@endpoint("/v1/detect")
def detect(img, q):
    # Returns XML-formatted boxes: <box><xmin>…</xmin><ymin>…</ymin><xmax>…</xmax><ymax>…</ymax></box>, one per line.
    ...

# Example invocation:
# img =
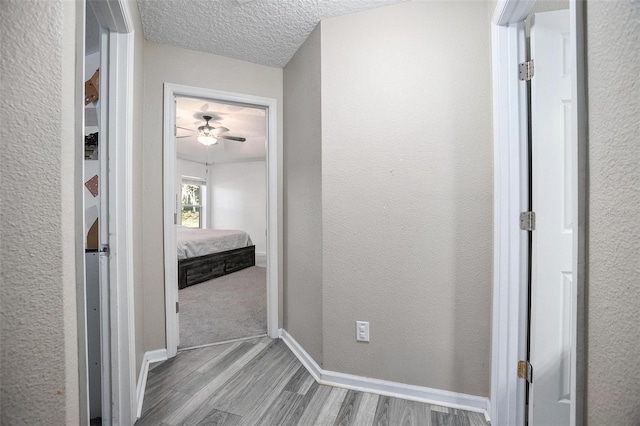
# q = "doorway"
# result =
<box><xmin>489</xmin><ymin>0</ymin><xmax>587</xmax><ymax>424</ymax></box>
<box><xmin>174</xmin><ymin>97</ymin><xmax>268</xmax><ymax>348</ymax></box>
<box><xmin>163</xmin><ymin>84</ymin><xmax>279</xmax><ymax>359</ymax></box>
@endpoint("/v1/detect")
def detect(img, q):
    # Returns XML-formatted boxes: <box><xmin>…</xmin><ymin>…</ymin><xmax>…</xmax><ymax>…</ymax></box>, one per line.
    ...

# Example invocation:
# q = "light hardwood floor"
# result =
<box><xmin>137</xmin><ymin>337</ymin><xmax>489</xmax><ymax>426</ymax></box>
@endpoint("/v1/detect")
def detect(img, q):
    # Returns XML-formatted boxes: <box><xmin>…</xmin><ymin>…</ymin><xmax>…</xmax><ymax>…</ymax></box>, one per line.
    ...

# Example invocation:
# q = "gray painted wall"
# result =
<box><xmin>142</xmin><ymin>42</ymin><xmax>283</xmax><ymax>350</ymax></box>
<box><xmin>320</xmin><ymin>1</ymin><xmax>493</xmax><ymax>397</ymax></box>
<box><xmin>0</xmin><ymin>0</ymin><xmax>80</xmax><ymax>422</ymax></box>
<box><xmin>283</xmin><ymin>24</ymin><xmax>324</xmax><ymax>364</ymax></box>
<box><xmin>586</xmin><ymin>0</ymin><xmax>640</xmax><ymax>423</ymax></box>
<box><xmin>129</xmin><ymin>0</ymin><xmax>147</xmax><ymax>374</ymax></box>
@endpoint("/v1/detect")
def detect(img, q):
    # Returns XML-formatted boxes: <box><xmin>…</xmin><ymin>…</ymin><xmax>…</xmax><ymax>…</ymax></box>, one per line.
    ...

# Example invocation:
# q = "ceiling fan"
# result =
<box><xmin>177</xmin><ymin>115</ymin><xmax>246</xmax><ymax>146</ymax></box>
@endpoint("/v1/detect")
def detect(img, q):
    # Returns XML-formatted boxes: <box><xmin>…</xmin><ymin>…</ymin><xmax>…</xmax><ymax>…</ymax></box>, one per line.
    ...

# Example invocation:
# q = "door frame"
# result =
<box><xmin>163</xmin><ymin>83</ymin><xmax>279</xmax><ymax>358</ymax></box>
<box><xmin>489</xmin><ymin>0</ymin><xmax>587</xmax><ymax>424</ymax></box>
<box><xmin>77</xmin><ymin>0</ymin><xmax>137</xmax><ymax>424</ymax></box>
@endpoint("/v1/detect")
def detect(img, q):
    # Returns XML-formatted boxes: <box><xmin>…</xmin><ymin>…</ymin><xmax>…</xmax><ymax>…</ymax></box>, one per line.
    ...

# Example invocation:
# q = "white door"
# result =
<box><xmin>529</xmin><ymin>9</ymin><xmax>573</xmax><ymax>426</ymax></box>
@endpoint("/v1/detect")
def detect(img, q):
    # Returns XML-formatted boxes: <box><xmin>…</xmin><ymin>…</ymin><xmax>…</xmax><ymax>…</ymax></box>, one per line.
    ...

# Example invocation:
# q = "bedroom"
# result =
<box><xmin>173</xmin><ymin>96</ymin><xmax>268</xmax><ymax>349</ymax></box>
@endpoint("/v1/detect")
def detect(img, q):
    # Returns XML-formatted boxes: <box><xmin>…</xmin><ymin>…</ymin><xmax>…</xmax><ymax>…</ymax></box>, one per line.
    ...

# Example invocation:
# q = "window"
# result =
<box><xmin>181</xmin><ymin>179</ymin><xmax>206</xmax><ymax>228</ymax></box>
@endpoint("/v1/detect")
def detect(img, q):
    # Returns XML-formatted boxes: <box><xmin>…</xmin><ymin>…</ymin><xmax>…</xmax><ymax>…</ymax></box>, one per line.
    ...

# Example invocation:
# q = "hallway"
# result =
<box><xmin>137</xmin><ymin>337</ymin><xmax>488</xmax><ymax>425</ymax></box>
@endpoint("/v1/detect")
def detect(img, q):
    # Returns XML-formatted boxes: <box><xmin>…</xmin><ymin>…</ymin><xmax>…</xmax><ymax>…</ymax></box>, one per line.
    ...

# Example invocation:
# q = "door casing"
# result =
<box><xmin>489</xmin><ymin>0</ymin><xmax>587</xmax><ymax>424</ymax></box>
<box><xmin>76</xmin><ymin>0</ymin><xmax>138</xmax><ymax>424</ymax></box>
<box><xmin>163</xmin><ymin>84</ymin><xmax>280</xmax><ymax>358</ymax></box>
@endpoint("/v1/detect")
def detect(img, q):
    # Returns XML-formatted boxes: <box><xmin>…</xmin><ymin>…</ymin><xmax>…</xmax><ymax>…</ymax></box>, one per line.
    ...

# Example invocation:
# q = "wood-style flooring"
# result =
<box><xmin>137</xmin><ymin>337</ymin><xmax>489</xmax><ymax>426</ymax></box>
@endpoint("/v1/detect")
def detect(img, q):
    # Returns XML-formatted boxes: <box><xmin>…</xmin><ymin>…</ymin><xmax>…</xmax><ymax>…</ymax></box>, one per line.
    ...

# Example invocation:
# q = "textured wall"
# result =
<box><xmin>0</xmin><ymin>0</ymin><xmax>79</xmax><ymax>423</ymax></box>
<box><xmin>586</xmin><ymin>0</ymin><xmax>640</xmax><ymax>423</ymax></box>
<box><xmin>320</xmin><ymin>2</ymin><xmax>493</xmax><ymax>396</ymax></box>
<box><xmin>142</xmin><ymin>42</ymin><xmax>283</xmax><ymax>350</ymax></box>
<box><xmin>283</xmin><ymin>24</ymin><xmax>324</xmax><ymax>364</ymax></box>
<box><xmin>129</xmin><ymin>0</ymin><xmax>147</xmax><ymax>375</ymax></box>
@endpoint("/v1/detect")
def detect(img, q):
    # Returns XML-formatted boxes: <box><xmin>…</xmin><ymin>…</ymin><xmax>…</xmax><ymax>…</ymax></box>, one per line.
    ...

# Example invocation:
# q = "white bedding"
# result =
<box><xmin>177</xmin><ymin>227</ymin><xmax>253</xmax><ymax>260</ymax></box>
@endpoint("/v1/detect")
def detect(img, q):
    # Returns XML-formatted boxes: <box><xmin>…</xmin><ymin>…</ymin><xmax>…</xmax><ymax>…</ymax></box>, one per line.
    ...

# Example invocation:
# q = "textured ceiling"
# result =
<box><xmin>137</xmin><ymin>0</ymin><xmax>407</xmax><ymax>67</ymax></box>
<box><xmin>176</xmin><ymin>97</ymin><xmax>266</xmax><ymax>164</ymax></box>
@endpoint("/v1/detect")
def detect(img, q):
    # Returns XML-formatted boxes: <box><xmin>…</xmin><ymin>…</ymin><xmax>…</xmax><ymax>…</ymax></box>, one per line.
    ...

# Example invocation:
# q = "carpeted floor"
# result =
<box><xmin>179</xmin><ymin>266</ymin><xmax>267</xmax><ymax>348</ymax></box>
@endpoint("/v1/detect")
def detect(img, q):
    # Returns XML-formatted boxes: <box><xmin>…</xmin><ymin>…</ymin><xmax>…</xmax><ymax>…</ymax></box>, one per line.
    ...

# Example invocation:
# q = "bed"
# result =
<box><xmin>177</xmin><ymin>227</ymin><xmax>255</xmax><ymax>289</ymax></box>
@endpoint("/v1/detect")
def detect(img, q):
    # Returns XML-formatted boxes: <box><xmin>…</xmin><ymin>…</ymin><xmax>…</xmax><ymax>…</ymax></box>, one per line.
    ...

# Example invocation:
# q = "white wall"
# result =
<box><xmin>586</xmin><ymin>0</ymin><xmax>640</xmax><ymax>423</ymax></box>
<box><xmin>0</xmin><ymin>0</ymin><xmax>80</xmax><ymax>422</ymax></box>
<box><xmin>211</xmin><ymin>161</ymin><xmax>267</xmax><ymax>262</ymax></box>
<box><xmin>319</xmin><ymin>2</ymin><xmax>493</xmax><ymax>397</ymax></box>
<box><xmin>142</xmin><ymin>41</ymin><xmax>283</xmax><ymax>350</ymax></box>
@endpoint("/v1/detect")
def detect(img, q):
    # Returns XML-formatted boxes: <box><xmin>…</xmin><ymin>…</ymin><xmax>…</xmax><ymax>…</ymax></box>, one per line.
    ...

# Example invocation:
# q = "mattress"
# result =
<box><xmin>177</xmin><ymin>227</ymin><xmax>253</xmax><ymax>260</ymax></box>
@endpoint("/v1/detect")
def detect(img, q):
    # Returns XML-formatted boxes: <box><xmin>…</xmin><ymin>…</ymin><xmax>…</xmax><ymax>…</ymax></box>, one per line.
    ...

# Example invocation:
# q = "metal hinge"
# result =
<box><xmin>174</xmin><ymin>212</ymin><xmax>177</xmax><ymax>225</ymax></box>
<box><xmin>99</xmin><ymin>243</ymin><xmax>110</xmax><ymax>254</ymax></box>
<box><xmin>519</xmin><ymin>60</ymin><xmax>534</xmax><ymax>81</ymax></box>
<box><xmin>520</xmin><ymin>211</ymin><xmax>536</xmax><ymax>231</ymax></box>
<box><xmin>176</xmin><ymin>302</ymin><xmax>179</xmax><ymax>314</ymax></box>
<box><xmin>518</xmin><ymin>360</ymin><xmax>533</xmax><ymax>383</ymax></box>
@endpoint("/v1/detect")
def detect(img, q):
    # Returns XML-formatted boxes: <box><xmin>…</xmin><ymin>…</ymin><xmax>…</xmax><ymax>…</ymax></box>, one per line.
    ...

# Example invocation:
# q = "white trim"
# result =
<box><xmin>164</xmin><ymin>84</ymin><xmax>280</xmax><ymax>359</ymax></box>
<box><xmin>136</xmin><ymin>349</ymin><xmax>168</xmax><ymax>419</ymax></box>
<box><xmin>569</xmin><ymin>1</ymin><xmax>587</xmax><ymax>424</ymax></box>
<box><xmin>90</xmin><ymin>1</ymin><xmax>137</xmax><ymax>424</ymax></box>
<box><xmin>492</xmin><ymin>0</ymin><xmax>536</xmax><ymax>25</ymax></box>
<box><xmin>490</xmin><ymin>1</ymin><xmax>586</xmax><ymax>425</ymax></box>
<box><xmin>489</xmin><ymin>15</ymin><xmax>530</xmax><ymax>426</ymax></box>
<box><xmin>279</xmin><ymin>329</ymin><xmax>490</xmax><ymax>421</ymax></box>
<box><xmin>279</xmin><ymin>329</ymin><xmax>322</xmax><ymax>382</ymax></box>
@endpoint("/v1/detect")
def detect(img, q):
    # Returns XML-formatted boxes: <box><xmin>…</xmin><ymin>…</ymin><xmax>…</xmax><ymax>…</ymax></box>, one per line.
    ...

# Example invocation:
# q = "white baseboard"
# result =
<box><xmin>136</xmin><ymin>349</ymin><xmax>168</xmax><ymax>419</ymax></box>
<box><xmin>279</xmin><ymin>329</ymin><xmax>490</xmax><ymax>421</ymax></box>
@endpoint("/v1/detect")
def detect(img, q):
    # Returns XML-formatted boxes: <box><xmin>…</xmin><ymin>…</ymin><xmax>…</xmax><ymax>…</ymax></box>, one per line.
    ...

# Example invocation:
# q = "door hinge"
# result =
<box><xmin>176</xmin><ymin>301</ymin><xmax>179</xmax><ymax>314</ymax></box>
<box><xmin>520</xmin><ymin>211</ymin><xmax>536</xmax><ymax>231</ymax></box>
<box><xmin>99</xmin><ymin>243</ymin><xmax>110</xmax><ymax>254</ymax></box>
<box><xmin>519</xmin><ymin>60</ymin><xmax>534</xmax><ymax>81</ymax></box>
<box><xmin>174</xmin><ymin>212</ymin><xmax>177</xmax><ymax>225</ymax></box>
<box><xmin>518</xmin><ymin>360</ymin><xmax>533</xmax><ymax>383</ymax></box>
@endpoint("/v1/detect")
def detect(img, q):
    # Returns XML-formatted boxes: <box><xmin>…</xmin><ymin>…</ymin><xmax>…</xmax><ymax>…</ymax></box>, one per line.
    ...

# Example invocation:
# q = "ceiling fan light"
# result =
<box><xmin>198</xmin><ymin>135</ymin><xmax>218</xmax><ymax>146</ymax></box>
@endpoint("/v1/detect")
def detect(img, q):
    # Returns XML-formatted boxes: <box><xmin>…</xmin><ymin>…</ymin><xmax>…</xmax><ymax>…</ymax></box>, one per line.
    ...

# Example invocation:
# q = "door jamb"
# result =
<box><xmin>163</xmin><ymin>84</ymin><xmax>280</xmax><ymax>358</ymax></box>
<box><xmin>489</xmin><ymin>1</ymin><xmax>586</xmax><ymax>424</ymax></box>
<box><xmin>80</xmin><ymin>1</ymin><xmax>137</xmax><ymax>424</ymax></box>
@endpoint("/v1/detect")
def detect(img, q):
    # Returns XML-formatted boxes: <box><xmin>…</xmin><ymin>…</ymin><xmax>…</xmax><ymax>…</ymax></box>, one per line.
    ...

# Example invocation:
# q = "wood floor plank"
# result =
<box><xmin>174</xmin><ymin>342</ymin><xmax>254</xmax><ymax>395</ymax></box>
<box><xmin>230</xmin><ymin>350</ymin><xmax>302</xmax><ymax>425</ymax></box>
<box><xmin>254</xmin><ymin>390</ymin><xmax>303</xmax><ymax>426</ymax></box>
<box><xmin>294</xmin><ymin>383</ymin><xmax>334</xmax><ymax>425</ymax></box>
<box><xmin>181</xmin><ymin>397</ymin><xmax>242</xmax><ymax>426</ymax></box>
<box><xmin>281</xmin><ymin>380</ymin><xmax>320</xmax><ymax>425</ymax></box>
<box><xmin>372</xmin><ymin>395</ymin><xmax>391</xmax><ymax>426</ymax></box>
<box><xmin>162</xmin><ymin>340</ymin><xmax>270</xmax><ymax>425</ymax></box>
<box><xmin>297</xmin><ymin>374</ymin><xmax>316</xmax><ymax>396</ymax></box>
<box><xmin>352</xmin><ymin>392</ymin><xmax>380</xmax><ymax>426</ymax></box>
<box><xmin>314</xmin><ymin>387</ymin><xmax>348</xmax><ymax>425</ymax></box>
<box><xmin>429</xmin><ymin>404</ymin><xmax>450</xmax><ymax>413</ymax></box>
<box><xmin>389</xmin><ymin>398</ymin><xmax>431</xmax><ymax>426</ymax></box>
<box><xmin>431</xmin><ymin>410</ymin><xmax>471</xmax><ymax>426</ymax></box>
<box><xmin>195</xmin><ymin>410</ymin><xmax>241</xmax><ymax>426</ymax></box>
<box><xmin>283</xmin><ymin>365</ymin><xmax>310</xmax><ymax>394</ymax></box>
<box><xmin>334</xmin><ymin>389</ymin><xmax>363</xmax><ymax>426</ymax></box>
<box><xmin>136</xmin><ymin>390</ymin><xmax>193</xmax><ymax>426</ymax></box>
<box><xmin>466</xmin><ymin>411</ymin><xmax>489</xmax><ymax>426</ymax></box>
<box><xmin>208</xmin><ymin>341</ymin><xmax>299</xmax><ymax>416</ymax></box>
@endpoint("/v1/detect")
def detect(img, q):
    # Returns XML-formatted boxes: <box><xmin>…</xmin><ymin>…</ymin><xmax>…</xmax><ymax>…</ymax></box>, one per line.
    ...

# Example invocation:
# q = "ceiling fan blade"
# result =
<box><xmin>177</xmin><ymin>135</ymin><xmax>192</xmax><ymax>139</ymax></box>
<box><xmin>213</xmin><ymin>126</ymin><xmax>230</xmax><ymax>135</ymax></box>
<box><xmin>219</xmin><ymin>135</ymin><xmax>246</xmax><ymax>142</ymax></box>
<box><xmin>177</xmin><ymin>126</ymin><xmax>195</xmax><ymax>132</ymax></box>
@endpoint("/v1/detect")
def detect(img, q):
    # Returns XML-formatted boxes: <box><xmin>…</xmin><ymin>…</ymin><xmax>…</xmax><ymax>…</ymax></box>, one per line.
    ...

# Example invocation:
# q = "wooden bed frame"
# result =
<box><xmin>178</xmin><ymin>245</ymin><xmax>256</xmax><ymax>289</ymax></box>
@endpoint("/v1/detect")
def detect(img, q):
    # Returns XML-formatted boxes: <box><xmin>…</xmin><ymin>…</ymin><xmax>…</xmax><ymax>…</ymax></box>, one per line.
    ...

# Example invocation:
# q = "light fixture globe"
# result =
<box><xmin>197</xmin><ymin>134</ymin><xmax>218</xmax><ymax>146</ymax></box>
